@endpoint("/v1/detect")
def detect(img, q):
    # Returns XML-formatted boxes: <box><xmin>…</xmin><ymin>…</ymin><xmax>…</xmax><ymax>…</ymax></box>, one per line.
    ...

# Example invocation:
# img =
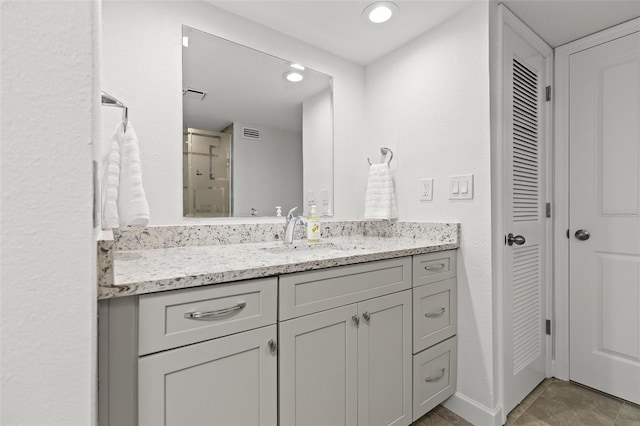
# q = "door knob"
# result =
<box><xmin>507</xmin><ymin>233</ymin><xmax>526</xmax><ymax>246</ymax></box>
<box><xmin>575</xmin><ymin>229</ymin><xmax>590</xmax><ymax>241</ymax></box>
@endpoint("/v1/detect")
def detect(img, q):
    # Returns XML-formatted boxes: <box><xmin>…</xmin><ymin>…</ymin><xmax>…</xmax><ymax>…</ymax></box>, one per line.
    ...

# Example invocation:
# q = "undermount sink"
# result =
<box><xmin>261</xmin><ymin>242</ymin><xmax>362</xmax><ymax>254</ymax></box>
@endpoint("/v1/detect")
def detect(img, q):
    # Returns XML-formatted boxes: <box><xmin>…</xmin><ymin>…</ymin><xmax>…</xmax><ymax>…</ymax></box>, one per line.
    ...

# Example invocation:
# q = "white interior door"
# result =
<box><xmin>502</xmin><ymin>16</ymin><xmax>552</xmax><ymax>415</ymax></box>
<box><xmin>569</xmin><ymin>30</ymin><xmax>640</xmax><ymax>405</ymax></box>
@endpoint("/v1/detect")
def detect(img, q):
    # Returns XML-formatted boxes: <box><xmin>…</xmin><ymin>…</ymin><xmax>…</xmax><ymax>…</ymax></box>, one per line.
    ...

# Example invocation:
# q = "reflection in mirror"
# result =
<box><xmin>182</xmin><ymin>26</ymin><xmax>334</xmax><ymax>218</ymax></box>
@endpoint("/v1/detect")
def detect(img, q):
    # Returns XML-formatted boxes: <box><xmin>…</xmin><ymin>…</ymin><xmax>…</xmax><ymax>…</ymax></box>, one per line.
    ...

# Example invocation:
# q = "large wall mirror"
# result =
<box><xmin>182</xmin><ymin>25</ymin><xmax>334</xmax><ymax>218</ymax></box>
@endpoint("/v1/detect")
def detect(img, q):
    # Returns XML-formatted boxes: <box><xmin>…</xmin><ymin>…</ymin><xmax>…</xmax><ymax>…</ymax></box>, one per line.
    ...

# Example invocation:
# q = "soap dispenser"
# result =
<box><xmin>307</xmin><ymin>205</ymin><xmax>321</xmax><ymax>244</ymax></box>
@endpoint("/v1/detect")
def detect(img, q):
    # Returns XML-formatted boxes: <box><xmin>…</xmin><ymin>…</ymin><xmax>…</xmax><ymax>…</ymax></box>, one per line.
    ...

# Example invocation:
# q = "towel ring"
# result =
<box><xmin>367</xmin><ymin>147</ymin><xmax>393</xmax><ymax>166</ymax></box>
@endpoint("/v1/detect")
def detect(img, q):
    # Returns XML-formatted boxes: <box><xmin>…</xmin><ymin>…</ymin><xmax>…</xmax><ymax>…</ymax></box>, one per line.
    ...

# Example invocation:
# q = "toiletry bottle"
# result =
<box><xmin>307</xmin><ymin>205</ymin><xmax>321</xmax><ymax>243</ymax></box>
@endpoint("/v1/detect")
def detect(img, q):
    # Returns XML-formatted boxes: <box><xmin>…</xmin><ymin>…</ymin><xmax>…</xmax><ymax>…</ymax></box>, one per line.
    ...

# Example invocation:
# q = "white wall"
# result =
<box><xmin>101</xmin><ymin>0</ymin><xmax>366</xmax><ymax>225</ymax></box>
<box><xmin>233</xmin><ymin>122</ymin><xmax>302</xmax><ymax>216</ymax></box>
<box><xmin>0</xmin><ymin>1</ymin><xmax>98</xmax><ymax>424</ymax></box>
<box><xmin>364</xmin><ymin>1</ymin><xmax>495</xmax><ymax>413</ymax></box>
<box><xmin>303</xmin><ymin>89</ymin><xmax>334</xmax><ymax>216</ymax></box>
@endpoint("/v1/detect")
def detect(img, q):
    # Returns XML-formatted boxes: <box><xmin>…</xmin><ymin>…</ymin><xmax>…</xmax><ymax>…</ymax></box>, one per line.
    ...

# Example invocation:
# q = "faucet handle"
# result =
<box><xmin>286</xmin><ymin>207</ymin><xmax>298</xmax><ymax>220</ymax></box>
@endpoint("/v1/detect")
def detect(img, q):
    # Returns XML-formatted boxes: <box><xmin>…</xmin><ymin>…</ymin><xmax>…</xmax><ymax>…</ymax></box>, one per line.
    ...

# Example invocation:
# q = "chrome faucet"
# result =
<box><xmin>284</xmin><ymin>207</ymin><xmax>306</xmax><ymax>245</ymax></box>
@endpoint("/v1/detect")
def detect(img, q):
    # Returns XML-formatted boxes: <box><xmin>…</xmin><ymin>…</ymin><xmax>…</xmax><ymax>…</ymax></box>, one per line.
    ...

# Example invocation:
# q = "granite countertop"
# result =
<box><xmin>99</xmin><ymin>234</ymin><xmax>458</xmax><ymax>299</ymax></box>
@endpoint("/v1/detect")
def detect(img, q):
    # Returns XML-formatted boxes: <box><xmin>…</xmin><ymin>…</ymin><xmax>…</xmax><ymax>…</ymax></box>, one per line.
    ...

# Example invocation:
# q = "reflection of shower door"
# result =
<box><xmin>183</xmin><ymin>128</ymin><xmax>231</xmax><ymax>217</ymax></box>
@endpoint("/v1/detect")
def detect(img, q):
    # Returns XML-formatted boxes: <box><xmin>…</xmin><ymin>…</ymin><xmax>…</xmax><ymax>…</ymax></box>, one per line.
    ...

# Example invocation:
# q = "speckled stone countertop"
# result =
<box><xmin>98</xmin><ymin>221</ymin><xmax>459</xmax><ymax>299</ymax></box>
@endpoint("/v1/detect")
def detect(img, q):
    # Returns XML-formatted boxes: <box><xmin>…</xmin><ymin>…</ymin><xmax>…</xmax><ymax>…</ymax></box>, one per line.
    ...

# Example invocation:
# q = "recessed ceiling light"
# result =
<box><xmin>284</xmin><ymin>71</ymin><xmax>304</xmax><ymax>82</ymax></box>
<box><xmin>363</xmin><ymin>1</ymin><xmax>398</xmax><ymax>24</ymax></box>
<box><xmin>290</xmin><ymin>63</ymin><xmax>305</xmax><ymax>71</ymax></box>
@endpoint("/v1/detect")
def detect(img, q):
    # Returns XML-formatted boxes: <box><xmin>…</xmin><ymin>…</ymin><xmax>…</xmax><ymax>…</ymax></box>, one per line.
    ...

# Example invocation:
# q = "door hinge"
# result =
<box><xmin>545</xmin><ymin>86</ymin><xmax>552</xmax><ymax>102</ymax></box>
<box><xmin>545</xmin><ymin>202</ymin><xmax>551</xmax><ymax>218</ymax></box>
<box><xmin>567</xmin><ymin>229</ymin><xmax>570</xmax><ymax>239</ymax></box>
<box><xmin>545</xmin><ymin>319</ymin><xmax>551</xmax><ymax>335</ymax></box>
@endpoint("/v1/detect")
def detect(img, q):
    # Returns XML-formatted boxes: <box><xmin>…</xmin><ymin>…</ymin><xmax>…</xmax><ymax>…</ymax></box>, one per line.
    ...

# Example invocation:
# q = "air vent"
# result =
<box><xmin>182</xmin><ymin>88</ymin><xmax>207</xmax><ymax>101</ymax></box>
<box><xmin>242</xmin><ymin>126</ymin><xmax>262</xmax><ymax>141</ymax></box>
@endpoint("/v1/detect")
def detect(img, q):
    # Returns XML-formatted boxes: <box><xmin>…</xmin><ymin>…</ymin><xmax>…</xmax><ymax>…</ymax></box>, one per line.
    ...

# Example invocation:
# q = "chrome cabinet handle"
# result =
<box><xmin>425</xmin><ymin>307</ymin><xmax>446</xmax><ymax>318</ymax></box>
<box><xmin>268</xmin><ymin>339</ymin><xmax>277</xmax><ymax>353</ymax></box>
<box><xmin>362</xmin><ymin>312</ymin><xmax>370</xmax><ymax>322</ymax></box>
<box><xmin>352</xmin><ymin>314</ymin><xmax>360</xmax><ymax>326</ymax></box>
<box><xmin>425</xmin><ymin>368</ymin><xmax>446</xmax><ymax>382</ymax></box>
<box><xmin>425</xmin><ymin>263</ymin><xmax>446</xmax><ymax>271</ymax></box>
<box><xmin>184</xmin><ymin>302</ymin><xmax>246</xmax><ymax>320</ymax></box>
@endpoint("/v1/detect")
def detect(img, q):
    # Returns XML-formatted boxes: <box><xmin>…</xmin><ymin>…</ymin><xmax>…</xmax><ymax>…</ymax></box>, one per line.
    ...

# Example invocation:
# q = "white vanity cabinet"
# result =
<box><xmin>279</xmin><ymin>258</ymin><xmax>413</xmax><ymax>426</ymax></box>
<box><xmin>98</xmin><ymin>250</ymin><xmax>459</xmax><ymax>426</ymax></box>
<box><xmin>98</xmin><ymin>277</ymin><xmax>278</xmax><ymax>426</ymax></box>
<box><xmin>411</xmin><ymin>251</ymin><xmax>458</xmax><ymax>421</ymax></box>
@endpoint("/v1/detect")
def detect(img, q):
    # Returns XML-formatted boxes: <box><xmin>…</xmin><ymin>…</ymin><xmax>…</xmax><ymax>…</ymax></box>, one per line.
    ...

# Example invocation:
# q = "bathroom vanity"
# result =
<box><xmin>98</xmin><ymin>222</ymin><xmax>459</xmax><ymax>425</ymax></box>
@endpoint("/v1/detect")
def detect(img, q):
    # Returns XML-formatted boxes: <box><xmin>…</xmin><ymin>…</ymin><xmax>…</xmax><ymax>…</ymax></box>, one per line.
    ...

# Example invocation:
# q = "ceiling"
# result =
<box><xmin>207</xmin><ymin>0</ymin><xmax>639</xmax><ymax>64</ymax></box>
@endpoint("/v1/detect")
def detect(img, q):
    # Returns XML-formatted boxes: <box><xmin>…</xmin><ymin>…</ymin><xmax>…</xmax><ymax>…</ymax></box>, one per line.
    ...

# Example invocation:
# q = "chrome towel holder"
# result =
<box><xmin>367</xmin><ymin>147</ymin><xmax>393</xmax><ymax>166</ymax></box>
<box><xmin>101</xmin><ymin>91</ymin><xmax>129</xmax><ymax>132</ymax></box>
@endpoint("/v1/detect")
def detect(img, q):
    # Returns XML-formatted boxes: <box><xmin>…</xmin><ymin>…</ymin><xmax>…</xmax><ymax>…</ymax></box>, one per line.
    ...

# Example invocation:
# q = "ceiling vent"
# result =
<box><xmin>182</xmin><ymin>88</ymin><xmax>207</xmax><ymax>101</ymax></box>
<box><xmin>242</xmin><ymin>126</ymin><xmax>262</xmax><ymax>141</ymax></box>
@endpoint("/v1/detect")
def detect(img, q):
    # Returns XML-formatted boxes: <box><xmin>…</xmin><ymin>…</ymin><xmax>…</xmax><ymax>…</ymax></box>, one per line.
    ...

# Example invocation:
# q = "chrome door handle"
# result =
<box><xmin>352</xmin><ymin>314</ymin><xmax>360</xmax><ymax>326</ymax></box>
<box><xmin>268</xmin><ymin>339</ymin><xmax>277</xmax><ymax>353</ymax></box>
<box><xmin>184</xmin><ymin>302</ymin><xmax>246</xmax><ymax>320</ymax></box>
<box><xmin>575</xmin><ymin>229</ymin><xmax>590</xmax><ymax>241</ymax></box>
<box><xmin>425</xmin><ymin>368</ymin><xmax>446</xmax><ymax>382</ymax></box>
<box><xmin>362</xmin><ymin>312</ymin><xmax>370</xmax><ymax>322</ymax></box>
<box><xmin>506</xmin><ymin>233</ymin><xmax>526</xmax><ymax>246</ymax></box>
<box><xmin>425</xmin><ymin>307</ymin><xmax>446</xmax><ymax>318</ymax></box>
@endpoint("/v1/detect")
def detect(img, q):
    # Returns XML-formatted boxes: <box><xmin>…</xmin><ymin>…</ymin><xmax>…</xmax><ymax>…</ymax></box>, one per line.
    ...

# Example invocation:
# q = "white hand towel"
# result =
<box><xmin>102</xmin><ymin>125</ymin><xmax>121</xmax><ymax>228</ymax></box>
<box><xmin>364</xmin><ymin>163</ymin><xmax>398</xmax><ymax>220</ymax></box>
<box><xmin>117</xmin><ymin>122</ymin><xmax>150</xmax><ymax>227</ymax></box>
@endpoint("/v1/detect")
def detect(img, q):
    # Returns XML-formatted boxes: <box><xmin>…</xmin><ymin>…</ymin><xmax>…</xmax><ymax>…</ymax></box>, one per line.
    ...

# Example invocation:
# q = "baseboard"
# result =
<box><xmin>442</xmin><ymin>392</ymin><xmax>504</xmax><ymax>426</ymax></box>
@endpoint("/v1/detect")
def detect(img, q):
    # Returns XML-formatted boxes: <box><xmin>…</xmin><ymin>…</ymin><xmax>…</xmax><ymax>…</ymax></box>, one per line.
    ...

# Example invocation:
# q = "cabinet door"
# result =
<box><xmin>138</xmin><ymin>325</ymin><xmax>277</xmax><ymax>426</ymax></box>
<box><xmin>279</xmin><ymin>304</ymin><xmax>358</xmax><ymax>426</ymax></box>
<box><xmin>358</xmin><ymin>290</ymin><xmax>412</xmax><ymax>426</ymax></box>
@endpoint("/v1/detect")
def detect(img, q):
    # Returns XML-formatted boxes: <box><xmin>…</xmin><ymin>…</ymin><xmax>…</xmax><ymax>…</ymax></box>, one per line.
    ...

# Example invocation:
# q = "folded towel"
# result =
<box><xmin>102</xmin><ymin>125</ymin><xmax>122</xmax><ymax>228</ymax></box>
<box><xmin>364</xmin><ymin>163</ymin><xmax>397</xmax><ymax>220</ymax></box>
<box><xmin>117</xmin><ymin>122</ymin><xmax>150</xmax><ymax>227</ymax></box>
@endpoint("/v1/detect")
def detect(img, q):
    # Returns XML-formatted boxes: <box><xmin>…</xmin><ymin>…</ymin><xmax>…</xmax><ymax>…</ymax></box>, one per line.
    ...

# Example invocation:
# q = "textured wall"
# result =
<box><xmin>101</xmin><ymin>0</ymin><xmax>366</xmax><ymax>225</ymax></box>
<box><xmin>0</xmin><ymin>1</ymin><xmax>97</xmax><ymax>424</ymax></box>
<box><xmin>364</xmin><ymin>2</ymin><xmax>495</xmax><ymax>411</ymax></box>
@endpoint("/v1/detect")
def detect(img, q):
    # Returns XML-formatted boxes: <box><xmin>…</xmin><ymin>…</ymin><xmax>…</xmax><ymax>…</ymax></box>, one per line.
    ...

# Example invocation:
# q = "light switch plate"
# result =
<box><xmin>420</xmin><ymin>178</ymin><xmax>433</xmax><ymax>201</ymax></box>
<box><xmin>449</xmin><ymin>174</ymin><xmax>474</xmax><ymax>200</ymax></box>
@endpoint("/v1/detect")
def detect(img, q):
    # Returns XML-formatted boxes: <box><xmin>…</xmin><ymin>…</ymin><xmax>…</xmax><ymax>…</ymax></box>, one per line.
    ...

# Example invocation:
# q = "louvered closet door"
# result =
<box><xmin>503</xmin><ymin>24</ymin><xmax>549</xmax><ymax>415</ymax></box>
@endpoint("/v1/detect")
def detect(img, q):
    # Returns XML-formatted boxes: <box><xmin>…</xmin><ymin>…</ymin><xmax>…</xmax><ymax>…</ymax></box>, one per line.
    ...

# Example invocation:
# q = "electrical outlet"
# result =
<box><xmin>420</xmin><ymin>178</ymin><xmax>433</xmax><ymax>201</ymax></box>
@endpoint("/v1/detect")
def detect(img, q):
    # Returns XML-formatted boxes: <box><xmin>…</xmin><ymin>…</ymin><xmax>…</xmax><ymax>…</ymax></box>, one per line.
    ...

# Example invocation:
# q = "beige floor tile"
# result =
<box><xmin>524</xmin><ymin>381</ymin><xmax>623</xmax><ymax>426</ymax></box>
<box><xmin>411</xmin><ymin>405</ymin><xmax>471</xmax><ymax>426</ymax></box>
<box><xmin>616</xmin><ymin>403</ymin><xmax>640</xmax><ymax>426</ymax></box>
<box><xmin>508</xmin><ymin>378</ymin><xmax>556</xmax><ymax>423</ymax></box>
<box><xmin>512</xmin><ymin>412</ymin><xmax>553</xmax><ymax>426</ymax></box>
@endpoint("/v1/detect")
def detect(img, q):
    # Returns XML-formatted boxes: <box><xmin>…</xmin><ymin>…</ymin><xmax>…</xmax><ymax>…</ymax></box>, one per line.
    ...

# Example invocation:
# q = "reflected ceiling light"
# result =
<box><xmin>363</xmin><ymin>2</ymin><xmax>398</xmax><ymax>24</ymax></box>
<box><xmin>290</xmin><ymin>63</ymin><xmax>305</xmax><ymax>71</ymax></box>
<box><xmin>182</xmin><ymin>36</ymin><xmax>189</xmax><ymax>47</ymax></box>
<box><xmin>284</xmin><ymin>71</ymin><xmax>304</xmax><ymax>82</ymax></box>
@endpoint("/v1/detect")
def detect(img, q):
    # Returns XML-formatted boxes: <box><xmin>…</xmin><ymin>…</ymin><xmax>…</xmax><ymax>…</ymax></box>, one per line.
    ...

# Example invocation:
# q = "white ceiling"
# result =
<box><xmin>207</xmin><ymin>0</ymin><xmax>639</xmax><ymax>64</ymax></box>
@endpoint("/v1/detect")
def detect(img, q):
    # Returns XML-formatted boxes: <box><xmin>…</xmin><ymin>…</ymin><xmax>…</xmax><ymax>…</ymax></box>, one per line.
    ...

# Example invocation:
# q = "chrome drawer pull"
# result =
<box><xmin>425</xmin><ymin>368</ymin><xmax>446</xmax><ymax>382</ymax></box>
<box><xmin>425</xmin><ymin>263</ymin><xmax>446</xmax><ymax>271</ymax></box>
<box><xmin>184</xmin><ymin>302</ymin><xmax>247</xmax><ymax>320</ymax></box>
<box><xmin>425</xmin><ymin>307</ymin><xmax>446</xmax><ymax>318</ymax></box>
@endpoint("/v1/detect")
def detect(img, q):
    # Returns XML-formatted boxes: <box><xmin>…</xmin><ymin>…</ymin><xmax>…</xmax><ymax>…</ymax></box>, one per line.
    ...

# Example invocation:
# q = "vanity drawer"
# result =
<box><xmin>413</xmin><ymin>278</ymin><xmax>457</xmax><ymax>353</ymax></box>
<box><xmin>279</xmin><ymin>257</ymin><xmax>411</xmax><ymax>320</ymax></box>
<box><xmin>413</xmin><ymin>250</ymin><xmax>456</xmax><ymax>287</ymax></box>
<box><xmin>413</xmin><ymin>336</ymin><xmax>457</xmax><ymax>421</ymax></box>
<box><xmin>138</xmin><ymin>278</ymin><xmax>277</xmax><ymax>355</ymax></box>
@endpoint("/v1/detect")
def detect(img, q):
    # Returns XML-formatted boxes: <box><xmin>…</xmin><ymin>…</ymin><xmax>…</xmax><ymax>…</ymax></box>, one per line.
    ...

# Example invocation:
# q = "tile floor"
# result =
<box><xmin>411</xmin><ymin>378</ymin><xmax>640</xmax><ymax>426</ymax></box>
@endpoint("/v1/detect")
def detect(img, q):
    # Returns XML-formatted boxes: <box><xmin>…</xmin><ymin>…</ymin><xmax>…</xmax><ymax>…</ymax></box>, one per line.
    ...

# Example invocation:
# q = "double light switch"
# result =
<box><xmin>449</xmin><ymin>174</ymin><xmax>474</xmax><ymax>200</ymax></box>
